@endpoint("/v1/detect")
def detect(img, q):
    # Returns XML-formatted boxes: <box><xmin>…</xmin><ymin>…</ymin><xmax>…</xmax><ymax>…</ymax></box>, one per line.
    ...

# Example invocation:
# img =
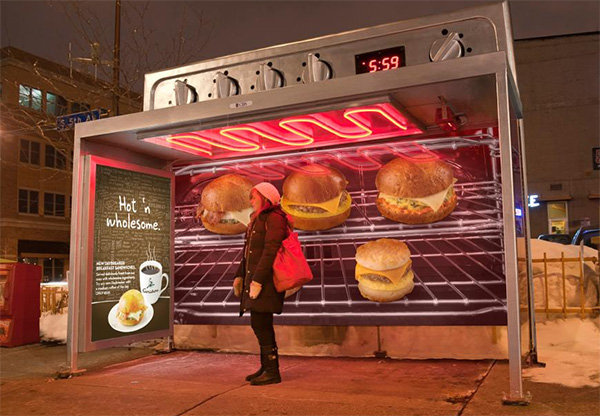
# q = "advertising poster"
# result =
<box><xmin>91</xmin><ymin>163</ymin><xmax>172</xmax><ymax>342</ymax></box>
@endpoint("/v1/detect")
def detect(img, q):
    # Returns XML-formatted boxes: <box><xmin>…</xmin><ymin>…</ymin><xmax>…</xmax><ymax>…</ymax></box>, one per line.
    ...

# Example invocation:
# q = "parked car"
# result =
<box><xmin>537</xmin><ymin>234</ymin><xmax>571</xmax><ymax>245</ymax></box>
<box><xmin>571</xmin><ymin>225</ymin><xmax>599</xmax><ymax>250</ymax></box>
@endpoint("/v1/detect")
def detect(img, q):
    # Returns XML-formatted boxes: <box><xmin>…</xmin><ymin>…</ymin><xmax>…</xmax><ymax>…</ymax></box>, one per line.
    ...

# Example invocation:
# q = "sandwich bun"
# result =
<box><xmin>375</xmin><ymin>158</ymin><xmax>457</xmax><ymax>224</ymax></box>
<box><xmin>355</xmin><ymin>239</ymin><xmax>414</xmax><ymax>302</ymax></box>
<box><xmin>281</xmin><ymin>166</ymin><xmax>351</xmax><ymax>231</ymax></box>
<box><xmin>199</xmin><ymin>174</ymin><xmax>254</xmax><ymax>235</ymax></box>
<box><xmin>116</xmin><ymin>289</ymin><xmax>147</xmax><ymax>326</ymax></box>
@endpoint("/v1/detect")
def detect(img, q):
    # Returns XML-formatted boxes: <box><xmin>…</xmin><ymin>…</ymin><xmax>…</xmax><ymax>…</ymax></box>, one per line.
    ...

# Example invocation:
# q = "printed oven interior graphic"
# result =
<box><xmin>173</xmin><ymin>132</ymin><xmax>511</xmax><ymax>326</ymax></box>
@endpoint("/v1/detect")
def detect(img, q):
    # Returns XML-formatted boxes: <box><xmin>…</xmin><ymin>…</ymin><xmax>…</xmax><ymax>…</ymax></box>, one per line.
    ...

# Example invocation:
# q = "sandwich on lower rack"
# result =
<box><xmin>355</xmin><ymin>238</ymin><xmax>414</xmax><ymax>302</ymax></box>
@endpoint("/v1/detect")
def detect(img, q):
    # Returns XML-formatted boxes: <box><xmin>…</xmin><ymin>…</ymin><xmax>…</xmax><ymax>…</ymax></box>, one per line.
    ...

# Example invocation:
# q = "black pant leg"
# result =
<box><xmin>250</xmin><ymin>311</ymin><xmax>276</xmax><ymax>347</ymax></box>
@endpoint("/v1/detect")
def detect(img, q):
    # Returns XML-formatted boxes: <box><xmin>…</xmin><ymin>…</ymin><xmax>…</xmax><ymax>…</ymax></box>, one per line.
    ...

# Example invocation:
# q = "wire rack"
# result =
<box><xmin>173</xmin><ymin>134</ymin><xmax>507</xmax><ymax>325</ymax></box>
<box><xmin>173</xmin><ymin>232</ymin><xmax>506</xmax><ymax>326</ymax></box>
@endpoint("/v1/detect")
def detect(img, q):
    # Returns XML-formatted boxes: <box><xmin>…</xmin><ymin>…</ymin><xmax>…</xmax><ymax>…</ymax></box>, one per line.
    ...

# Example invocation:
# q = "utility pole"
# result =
<box><xmin>112</xmin><ymin>0</ymin><xmax>121</xmax><ymax>117</ymax></box>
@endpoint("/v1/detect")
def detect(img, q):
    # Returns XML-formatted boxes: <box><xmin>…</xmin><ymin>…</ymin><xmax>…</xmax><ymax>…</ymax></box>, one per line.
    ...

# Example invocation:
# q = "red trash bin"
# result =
<box><xmin>0</xmin><ymin>263</ymin><xmax>41</xmax><ymax>347</ymax></box>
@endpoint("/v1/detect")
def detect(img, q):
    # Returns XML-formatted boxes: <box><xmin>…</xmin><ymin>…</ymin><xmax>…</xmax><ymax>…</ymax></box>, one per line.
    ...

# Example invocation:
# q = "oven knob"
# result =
<box><xmin>173</xmin><ymin>80</ymin><xmax>198</xmax><ymax>105</ymax></box>
<box><xmin>215</xmin><ymin>72</ymin><xmax>240</xmax><ymax>98</ymax></box>
<box><xmin>429</xmin><ymin>32</ymin><xmax>464</xmax><ymax>62</ymax></box>
<box><xmin>257</xmin><ymin>64</ymin><xmax>284</xmax><ymax>91</ymax></box>
<box><xmin>302</xmin><ymin>53</ymin><xmax>332</xmax><ymax>83</ymax></box>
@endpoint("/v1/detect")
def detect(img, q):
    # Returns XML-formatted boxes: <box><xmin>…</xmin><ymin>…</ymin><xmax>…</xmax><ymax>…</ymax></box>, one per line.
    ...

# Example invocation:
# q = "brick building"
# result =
<box><xmin>0</xmin><ymin>47</ymin><xmax>141</xmax><ymax>281</ymax></box>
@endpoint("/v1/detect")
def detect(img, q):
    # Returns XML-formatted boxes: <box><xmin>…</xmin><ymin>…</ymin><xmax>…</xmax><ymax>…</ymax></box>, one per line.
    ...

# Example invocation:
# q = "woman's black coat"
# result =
<box><xmin>236</xmin><ymin>206</ymin><xmax>287</xmax><ymax>315</ymax></box>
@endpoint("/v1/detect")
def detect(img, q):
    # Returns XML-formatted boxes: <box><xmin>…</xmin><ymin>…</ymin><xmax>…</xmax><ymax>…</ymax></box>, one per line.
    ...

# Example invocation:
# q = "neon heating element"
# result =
<box><xmin>142</xmin><ymin>102</ymin><xmax>422</xmax><ymax>160</ymax></box>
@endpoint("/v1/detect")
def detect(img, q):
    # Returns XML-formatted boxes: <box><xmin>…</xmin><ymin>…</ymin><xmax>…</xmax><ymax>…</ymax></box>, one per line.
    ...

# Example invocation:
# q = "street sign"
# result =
<box><xmin>57</xmin><ymin>109</ymin><xmax>101</xmax><ymax>132</ymax></box>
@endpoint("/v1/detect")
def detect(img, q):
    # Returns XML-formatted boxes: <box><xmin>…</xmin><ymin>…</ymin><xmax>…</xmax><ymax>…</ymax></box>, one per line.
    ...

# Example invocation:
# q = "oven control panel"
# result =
<box><xmin>144</xmin><ymin>7</ymin><xmax>504</xmax><ymax>111</ymax></box>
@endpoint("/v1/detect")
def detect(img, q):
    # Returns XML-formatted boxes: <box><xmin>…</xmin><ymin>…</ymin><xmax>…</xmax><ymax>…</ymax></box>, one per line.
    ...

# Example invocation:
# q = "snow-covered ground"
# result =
<box><xmin>524</xmin><ymin>317</ymin><xmax>600</xmax><ymax>388</ymax></box>
<box><xmin>519</xmin><ymin>239</ymin><xmax>599</xmax><ymax>309</ymax></box>
<box><xmin>39</xmin><ymin>310</ymin><xmax>68</xmax><ymax>343</ymax></box>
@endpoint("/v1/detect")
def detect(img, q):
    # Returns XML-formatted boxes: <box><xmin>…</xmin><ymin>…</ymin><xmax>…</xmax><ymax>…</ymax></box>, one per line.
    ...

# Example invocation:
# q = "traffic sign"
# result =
<box><xmin>57</xmin><ymin>109</ymin><xmax>101</xmax><ymax>132</ymax></box>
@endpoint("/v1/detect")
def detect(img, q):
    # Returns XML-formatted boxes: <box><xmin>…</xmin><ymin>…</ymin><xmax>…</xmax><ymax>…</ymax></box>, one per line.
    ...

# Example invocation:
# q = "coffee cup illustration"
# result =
<box><xmin>139</xmin><ymin>260</ymin><xmax>169</xmax><ymax>305</ymax></box>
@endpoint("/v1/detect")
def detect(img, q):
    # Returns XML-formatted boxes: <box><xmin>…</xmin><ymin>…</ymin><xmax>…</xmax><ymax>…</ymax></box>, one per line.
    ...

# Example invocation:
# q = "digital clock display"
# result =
<box><xmin>355</xmin><ymin>46</ymin><xmax>406</xmax><ymax>74</ymax></box>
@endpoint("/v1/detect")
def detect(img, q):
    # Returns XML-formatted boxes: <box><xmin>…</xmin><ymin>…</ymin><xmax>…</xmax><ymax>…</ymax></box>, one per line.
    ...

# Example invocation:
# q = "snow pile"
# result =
<box><xmin>524</xmin><ymin>317</ymin><xmax>600</xmax><ymax>388</ymax></box>
<box><xmin>40</xmin><ymin>310</ymin><xmax>67</xmax><ymax>343</ymax></box>
<box><xmin>519</xmin><ymin>239</ymin><xmax>599</xmax><ymax>310</ymax></box>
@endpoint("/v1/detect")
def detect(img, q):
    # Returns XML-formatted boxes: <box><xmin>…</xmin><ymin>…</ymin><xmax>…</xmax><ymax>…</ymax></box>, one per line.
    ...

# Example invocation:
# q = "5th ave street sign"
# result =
<box><xmin>56</xmin><ymin>109</ymin><xmax>101</xmax><ymax>132</ymax></box>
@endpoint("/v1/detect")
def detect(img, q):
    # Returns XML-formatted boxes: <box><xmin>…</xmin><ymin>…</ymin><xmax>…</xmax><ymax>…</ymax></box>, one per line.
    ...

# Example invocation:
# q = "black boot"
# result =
<box><xmin>245</xmin><ymin>351</ymin><xmax>266</xmax><ymax>381</ymax></box>
<box><xmin>250</xmin><ymin>345</ymin><xmax>281</xmax><ymax>386</ymax></box>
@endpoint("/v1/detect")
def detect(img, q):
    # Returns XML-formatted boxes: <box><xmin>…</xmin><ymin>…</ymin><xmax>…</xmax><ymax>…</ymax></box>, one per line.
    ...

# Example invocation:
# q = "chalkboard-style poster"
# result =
<box><xmin>91</xmin><ymin>161</ymin><xmax>172</xmax><ymax>343</ymax></box>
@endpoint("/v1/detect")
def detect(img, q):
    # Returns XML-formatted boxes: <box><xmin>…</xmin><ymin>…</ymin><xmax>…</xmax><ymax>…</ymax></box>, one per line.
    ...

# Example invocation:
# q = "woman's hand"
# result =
<box><xmin>249</xmin><ymin>281</ymin><xmax>262</xmax><ymax>299</ymax></box>
<box><xmin>233</xmin><ymin>277</ymin><xmax>243</xmax><ymax>297</ymax></box>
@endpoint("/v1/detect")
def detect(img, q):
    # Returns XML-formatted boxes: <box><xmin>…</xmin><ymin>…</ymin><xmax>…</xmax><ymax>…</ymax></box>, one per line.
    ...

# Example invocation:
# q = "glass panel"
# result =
<box><xmin>56</xmin><ymin>194</ymin><xmax>65</xmax><ymax>216</ymax></box>
<box><xmin>550</xmin><ymin>220</ymin><xmax>567</xmax><ymax>234</ymax></box>
<box><xmin>71</xmin><ymin>102</ymin><xmax>90</xmax><ymax>113</ymax></box>
<box><xmin>548</xmin><ymin>202</ymin><xmax>567</xmax><ymax>219</ymax></box>
<box><xmin>30</xmin><ymin>191</ymin><xmax>39</xmax><ymax>214</ymax></box>
<box><xmin>30</xmin><ymin>141</ymin><xmax>40</xmax><ymax>165</ymax></box>
<box><xmin>18</xmin><ymin>85</ymin><xmax>30</xmax><ymax>107</ymax></box>
<box><xmin>43</xmin><ymin>259</ymin><xmax>52</xmax><ymax>283</ymax></box>
<box><xmin>46</xmin><ymin>92</ymin><xmax>56</xmax><ymax>115</ymax></box>
<box><xmin>45</xmin><ymin>145</ymin><xmax>55</xmax><ymax>167</ymax></box>
<box><xmin>31</xmin><ymin>88</ymin><xmax>42</xmax><ymax>111</ymax></box>
<box><xmin>46</xmin><ymin>92</ymin><xmax>68</xmax><ymax>116</ymax></box>
<box><xmin>56</xmin><ymin>150</ymin><xmax>66</xmax><ymax>170</ymax></box>
<box><xmin>54</xmin><ymin>259</ymin><xmax>65</xmax><ymax>280</ymax></box>
<box><xmin>19</xmin><ymin>140</ymin><xmax>29</xmax><ymax>163</ymax></box>
<box><xmin>44</xmin><ymin>193</ymin><xmax>54</xmax><ymax>215</ymax></box>
<box><xmin>18</xmin><ymin>189</ymin><xmax>28</xmax><ymax>213</ymax></box>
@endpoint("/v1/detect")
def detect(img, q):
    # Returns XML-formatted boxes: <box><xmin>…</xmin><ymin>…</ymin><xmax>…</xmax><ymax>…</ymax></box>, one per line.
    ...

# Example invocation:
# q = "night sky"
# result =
<box><xmin>1</xmin><ymin>0</ymin><xmax>599</xmax><ymax>91</ymax></box>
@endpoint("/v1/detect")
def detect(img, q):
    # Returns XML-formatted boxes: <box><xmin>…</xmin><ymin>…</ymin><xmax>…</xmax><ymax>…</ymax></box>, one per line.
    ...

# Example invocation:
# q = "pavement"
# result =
<box><xmin>1</xmin><ymin>343</ymin><xmax>599</xmax><ymax>416</ymax></box>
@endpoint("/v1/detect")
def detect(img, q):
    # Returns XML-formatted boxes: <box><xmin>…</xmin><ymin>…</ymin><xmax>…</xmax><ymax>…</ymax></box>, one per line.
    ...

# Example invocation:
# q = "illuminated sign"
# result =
<box><xmin>528</xmin><ymin>195</ymin><xmax>540</xmax><ymax>208</ymax></box>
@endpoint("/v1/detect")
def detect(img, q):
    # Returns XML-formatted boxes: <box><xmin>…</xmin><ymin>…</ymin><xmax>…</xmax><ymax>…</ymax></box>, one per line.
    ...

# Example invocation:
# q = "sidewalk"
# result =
<box><xmin>1</xmin><ymin>344</ymin><xmax>599</xmax><ymax>415</ymax></box>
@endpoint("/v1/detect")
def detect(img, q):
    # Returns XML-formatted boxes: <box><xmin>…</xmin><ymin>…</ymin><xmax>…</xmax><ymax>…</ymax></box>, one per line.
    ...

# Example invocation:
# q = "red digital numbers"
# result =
<box><xmin>366</xmin><ymin>55</ymin><xmax>401</xmax><ymax>73</ymax></box>
<box><xmin>368</xmin><ymin>59</ymin><xmax>378</xmax><ymax>72</ymax></box>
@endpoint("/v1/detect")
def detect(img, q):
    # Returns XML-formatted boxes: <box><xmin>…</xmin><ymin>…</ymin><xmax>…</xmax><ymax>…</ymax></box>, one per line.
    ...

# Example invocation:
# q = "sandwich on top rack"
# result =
<box><xmin>375</xmin><ymin>157</ymin><xmax>457</xmax><ymax>224</ymax></box>
<box><xmin>281</xmin><ymin>165</ymin><xmax>352</xmax><ymax>231</ymax></box>
<box><xmin>355</xmin><ymin>239</ymin><xmax>414</xmax><ymax>302</ymax></box>
<box><xmin>196</xmin><ymin>174</ymin><xmax>254</xmax><ymax>235</ymax></box>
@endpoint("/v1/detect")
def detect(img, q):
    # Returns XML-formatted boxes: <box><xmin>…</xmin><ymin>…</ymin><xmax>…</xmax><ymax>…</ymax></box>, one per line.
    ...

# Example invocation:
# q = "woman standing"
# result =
<box><xmin>233</xmin><ymin>182</ymin><xmax>287</xmax><ymax>386</ymax></box>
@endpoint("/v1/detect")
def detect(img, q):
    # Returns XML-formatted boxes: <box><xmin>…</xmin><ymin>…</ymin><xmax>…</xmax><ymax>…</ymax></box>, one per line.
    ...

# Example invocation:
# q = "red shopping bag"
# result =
<box><xmin>273</xmin><ymin>224</ymin><xmax>313</xmax><ymax>294</ymax></box>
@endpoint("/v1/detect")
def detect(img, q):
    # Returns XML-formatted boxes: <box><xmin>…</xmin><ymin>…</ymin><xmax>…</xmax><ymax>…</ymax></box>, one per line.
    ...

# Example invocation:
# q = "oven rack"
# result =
<box><xmin>173</xmin><ymin>232</ymin><xmax>507</xmax><ymax>326</ymax></box>
<box><xmin>174</xmin><ymin>179</ymin><xmax>503</xmax><ymax>246</ymax></box>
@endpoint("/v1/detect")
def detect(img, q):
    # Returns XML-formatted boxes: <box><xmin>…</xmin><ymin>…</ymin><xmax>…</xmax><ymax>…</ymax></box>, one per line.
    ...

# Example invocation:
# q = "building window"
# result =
<box><xmin>46</xmin><ymin>92</ymin><xmax>68</xmax><ymax>116</ymax></box>
<box><xmin>18</xmin><ymin>85</ymin><xmax>42</xmax><ymax>111</ymax></box>
<box><xmin>18</xmin><ymin>189</ymin><xmax>39</xmax><ymax>214</ymax></box>
<box><xmin>548</xmin><ymin>201</ymin><xmax>569</xmax><ymax>234</ymax></box>
<box><xmin>44</xmin><ymin>192</ymin><xmax>66</xmax><ymax>217</ymax></box>
<box><xmin>45</xmin><ymin>145</ymin><xmax>66</xmax><ymax>170</ymax></box>
<box><xmin>19</xmin><ymin>139</ymin><xmax>41</xmax><ymax>165</ymax></box>
<box><xmin>71</xmin><ymin>102</ymin><xmax>90</xmax><ymax>113</ymax></box>
<box><xmin>43</xmin><ymin>258</ymin><xmax>65</xmax><ymax>282</ymax></box>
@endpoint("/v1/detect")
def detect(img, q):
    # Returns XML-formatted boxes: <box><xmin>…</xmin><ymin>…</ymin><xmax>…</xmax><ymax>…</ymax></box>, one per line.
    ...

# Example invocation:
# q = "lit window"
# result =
<box><xmin>18</xmin><ymin>189</ymin><xmax>39</xmax><ymax>214</ymax></box>
<box><xmin>18</xmin><ymin>85</ymin><xmax>42</xmax><ymax>111</ymax></box>
<box><xmin>44</xmin><ymin>192</ymin><xmax>66</xmax><ymax>217</ymax></box>
<box><xmin>45</xmin><ymin>145</ymin><xmax>66</xmax><ymax>170</ymax></box>
<box><xmin>19</xmin><ymin>139</ymin><xmax>40</xmax><ymax>165</ymax></box>
<box><xmin>46</xmin><ymin>92</ymin><xmax>68</xmax><ymax>116</ymax></box>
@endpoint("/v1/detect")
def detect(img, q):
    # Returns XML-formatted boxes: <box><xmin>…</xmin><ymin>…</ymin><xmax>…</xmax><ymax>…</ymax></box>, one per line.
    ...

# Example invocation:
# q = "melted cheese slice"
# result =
<box><xmin>281</xmin><ymin>193</ymin><xmax>346</xmax><ymax>216</ymax></box>
<box><xmin>127</xmin><ymin>310</ymin><xmax>143</xmax><ymax>321</ymax></box>
<box><xmin>221</xmin><ymin>207</ymin><xmax>253</xmax><ymax>226</ymax></box>
<box><xmin>380</xmin><ymin>179</ymin><xmax>457</xmax><ymax>212</ymax></box>
<box><xmin>355</xmin><ymin>260</ymin><xmax>412</xmax><ymax>286</ymax></box>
